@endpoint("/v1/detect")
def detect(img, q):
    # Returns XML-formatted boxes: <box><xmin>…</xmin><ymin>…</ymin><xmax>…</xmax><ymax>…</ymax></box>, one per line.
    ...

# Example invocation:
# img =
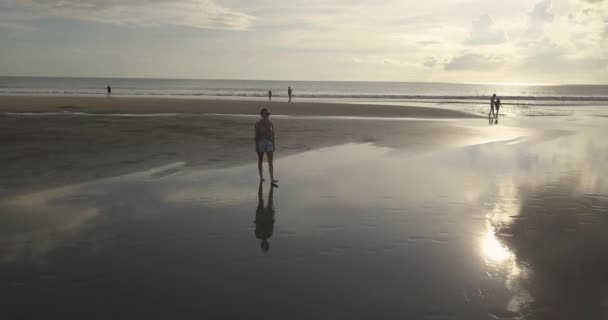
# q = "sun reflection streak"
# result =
<box><xmin>481</xmin><ymin>223</ymin><xmax>512</xmax><ymax>263</ymax></box>
<box><xmin>478</xmin><ymin>176</ymin><xmax>534</xmax><ymax>313</ymax></box>
<box><xmin>479</xmin><ymin>220</ymin><xmax>534</xmax><ymax>313</ymax></box>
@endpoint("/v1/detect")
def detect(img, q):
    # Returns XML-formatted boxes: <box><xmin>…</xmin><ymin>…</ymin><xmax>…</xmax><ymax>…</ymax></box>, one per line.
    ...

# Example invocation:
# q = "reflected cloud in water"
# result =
<box><xmin>496</xmin><ymin>174</ymin><xmax>608</xmax><ymax>319</ymax></box>
<box><xmin>468</xmin><ymin>124</ymin><xmax>608</xmax><ymax>318</ymax></box>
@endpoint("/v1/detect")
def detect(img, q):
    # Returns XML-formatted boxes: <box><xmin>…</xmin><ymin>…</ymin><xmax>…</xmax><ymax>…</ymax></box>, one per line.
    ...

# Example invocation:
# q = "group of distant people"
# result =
<box><xmin>267</xmin><ymin>86</ymin><xmax>293</xmax><ymax>102</ymax></box>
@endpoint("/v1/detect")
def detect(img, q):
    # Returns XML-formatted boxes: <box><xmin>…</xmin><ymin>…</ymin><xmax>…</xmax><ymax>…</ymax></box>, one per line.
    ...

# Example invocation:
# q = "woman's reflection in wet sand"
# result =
<box><xmin>255</xmin><ymin>181</ymin><xmax>277</xmax><ymax>252</ymax></box>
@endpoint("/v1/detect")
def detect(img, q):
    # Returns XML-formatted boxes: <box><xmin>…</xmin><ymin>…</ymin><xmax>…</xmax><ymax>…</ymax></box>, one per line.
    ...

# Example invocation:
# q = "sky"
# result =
<box><xmin>0</xmin><ymin>0</ymin><xmax>607</xmax><ymax>84</ymax></box>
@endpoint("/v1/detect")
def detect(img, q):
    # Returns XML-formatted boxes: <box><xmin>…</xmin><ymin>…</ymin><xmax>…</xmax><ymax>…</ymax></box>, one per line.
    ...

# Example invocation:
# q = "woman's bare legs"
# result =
<box><xmin>267</xmin><ymin>151</ymin><xmax>277</xmax><ymax>183</ymax></box>
<box><xmin>257</xmin><ymin>152</ymin><xmax>265</xmax><ymax>181</ymax></box>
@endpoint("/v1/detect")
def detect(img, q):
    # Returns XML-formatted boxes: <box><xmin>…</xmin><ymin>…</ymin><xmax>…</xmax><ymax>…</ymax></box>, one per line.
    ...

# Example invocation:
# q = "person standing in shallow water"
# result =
<box><xmin>489</xmin><ymin>93</ymin><xmax>496</xmax><ymax>117</ymax></box>
<box><xmin>495</xmin><ymin>98</ymin><xmax>501</xmax><ymax>117</ymax></box>
<box><xmin>107</xmin><ymin>85</ymin><xmax>112</xmax><ymax>96</ymax></box>
<box><xmin>255</xmin><ymin>108</ymin><xmax>278</xmax><ymax>184</ymax></box>
<box><xmin>268</xmin><ymin>90</ymin><xmax>272</xmax><ymax>102</ymax></box>
<box><xmin>288</xmin><ymin>86</ymin><xmax>293</xmax><ymax>102</ymax></box>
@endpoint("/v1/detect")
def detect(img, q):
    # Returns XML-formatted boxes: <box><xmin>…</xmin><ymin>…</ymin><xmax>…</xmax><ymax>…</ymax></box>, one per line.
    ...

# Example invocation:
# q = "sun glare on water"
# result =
<box><xmin>481</xmin><ymin>225</ymin><xmax>513</xmax><ymax>263</ymax></box>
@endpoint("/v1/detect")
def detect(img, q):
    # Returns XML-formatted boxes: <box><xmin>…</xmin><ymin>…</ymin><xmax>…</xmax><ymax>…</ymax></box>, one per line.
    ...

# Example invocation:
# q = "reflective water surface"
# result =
<box><xmin>1</xmin><ymin>118</ymin><xmax>608</xmax><ymax>319</ymax></box>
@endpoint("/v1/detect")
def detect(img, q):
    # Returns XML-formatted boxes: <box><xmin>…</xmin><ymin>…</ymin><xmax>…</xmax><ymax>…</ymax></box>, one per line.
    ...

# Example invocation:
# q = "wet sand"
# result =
<box><xmin>0</xmin><ymin>97</ymin><xmax>483</xmax><ymax>197</ymax></box>
<box><xmin>1</xmin><ymin>98</ymin><xmax>607</xmax><ymax>319</ymax></box>
<box><xmin>0</xmin><ymin>96</ymin><xmax>477</xmax><ymax>118</ymax></box>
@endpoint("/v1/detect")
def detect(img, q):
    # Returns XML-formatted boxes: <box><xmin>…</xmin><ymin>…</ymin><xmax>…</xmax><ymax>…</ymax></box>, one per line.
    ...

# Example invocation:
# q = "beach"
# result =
<box><xmin>0</xmin><ymin>96</ymin><xmax>478</xmax><ymax>117</ymax></box>
<box><xmin>1</xmin><ymin>96</ymin><xmax>608</xmax><ymax>319</ymax></box>
<box><xmin>0</xmin><ymin>96</ymin><xmax>480</xmax><ymax>195</ymax></box>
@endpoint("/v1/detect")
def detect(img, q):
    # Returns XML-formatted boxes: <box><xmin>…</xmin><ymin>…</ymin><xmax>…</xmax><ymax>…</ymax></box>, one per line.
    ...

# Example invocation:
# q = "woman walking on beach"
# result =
<box><xmin>255</xmin><ymin>108</ymin><xmax>278</xmax><ymax>184</ymax></box>
<box><xmin>489</xmin><ymin>93</ymin><xmax>496</xmax><ymax>117</ymax></box>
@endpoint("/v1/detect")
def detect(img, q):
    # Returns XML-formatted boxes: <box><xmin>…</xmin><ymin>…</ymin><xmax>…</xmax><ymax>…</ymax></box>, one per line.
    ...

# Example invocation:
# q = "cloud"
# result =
<box><xmin>0</xmin><ymin>0</ymin><xmax>253</xmax><ymax>30</ymax></box>
<box><xmin>519</xmin><ymin>40</ymin><xmax>607</xmax><ymax>73</ymax></box>
<box><xmin>525</xmin><ymin>0</ymin><xmax>555</xmax><ymax>38</ymax></box>
<box><xmin>444</xmin><ymin>53</ymin><xmax>504</xmax><ymax>71</ymax></box>
<box><xmin>0</xmin><ymin>20</ymin><xmax>39</xmax><ymax>31</ymax></box>
<box><xmin>530</xmin><ymin>0</ymin><xmax>554</xmax><ymax>22</ymax></box>
<box><xmin>423</xmin><ymin>57</ymin><xmax>437</xmax><ymax>68</ymax></box>
<box><xmin>465</xmin><ymin>14</ymin><xmax>505</xmax><ymax>45</ymax></box>
<box><xmin>511</xmin><ymin>36</ymin><xmax>608</xmax><ymax>82</ymax></box>
<box><xmin>416</xmin><ymin>40</ymin><xmax>440</xmax><ymax>45</ymax></box>
<box><xmin>510</xmin><ymin>0</ymin><xmax>608</xmax><ymax>83</ymax></box>
<box><xmin>2</xmin><ymin>0</ymin><xmax>608</xmax><ymax>82</ymax></box>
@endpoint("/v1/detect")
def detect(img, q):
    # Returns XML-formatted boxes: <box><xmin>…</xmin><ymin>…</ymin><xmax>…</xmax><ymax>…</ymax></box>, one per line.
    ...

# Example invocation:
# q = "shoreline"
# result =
<box><xmin>0</xmin><ymin>96</ymin><xmax>479</xmax><ymax>118</ymax></box>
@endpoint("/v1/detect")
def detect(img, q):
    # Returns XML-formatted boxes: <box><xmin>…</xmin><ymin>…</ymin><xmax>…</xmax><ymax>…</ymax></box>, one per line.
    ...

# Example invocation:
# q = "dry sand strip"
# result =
<box><xmin>0</xmin><ymin>96</ymin><xmax>479</xmax><ymax>118</ymax></box>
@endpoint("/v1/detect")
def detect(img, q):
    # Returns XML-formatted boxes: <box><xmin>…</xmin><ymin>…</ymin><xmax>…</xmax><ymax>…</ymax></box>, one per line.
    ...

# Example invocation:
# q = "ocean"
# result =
<box><xmin>2</xmin><ymin>76</ymin><xmax>608</xmax><ymax>117</ymax></box>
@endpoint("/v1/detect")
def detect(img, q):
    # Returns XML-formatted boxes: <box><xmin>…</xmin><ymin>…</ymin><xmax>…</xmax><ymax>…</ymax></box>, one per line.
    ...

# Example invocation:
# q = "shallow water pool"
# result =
<box><xmin>1</xmin><ymin>119</ymin><xmax>607</xmax><ymax>319</ymax></box>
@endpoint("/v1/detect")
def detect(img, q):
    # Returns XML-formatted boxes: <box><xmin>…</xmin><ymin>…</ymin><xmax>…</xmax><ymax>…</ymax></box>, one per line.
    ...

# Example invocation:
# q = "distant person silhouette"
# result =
<box><xmin>255</xmin><ymin>181</ymin><xmax>277</xmax><ymax>252</ymax></box>
<box><xmin>255</xmin><ymin>108</ymin><xmax>278</xmax><ymax>183</ymax></box>
<box><xmin>288</xmin><ymin>86</ymin><xmax>293</xmax><ymax>102</ymax></box>
<box><xmin>495</xmin><ymin>98</ymin><xmax>501</xmax><ymax>117</ymax></box>
<box><xmin>489</xmin><ymin>93</ymin><xmax>496</xmax><ymax>117</ymax></box>
<box><xmin>268</xmin><ymin>90</ymin><xmax>272</xmax><ymax>102</ymax></box>
<box><xmin>107</xmin><ymin>85</ymin><xmax>112</xmax><ymax>95</ymax></box>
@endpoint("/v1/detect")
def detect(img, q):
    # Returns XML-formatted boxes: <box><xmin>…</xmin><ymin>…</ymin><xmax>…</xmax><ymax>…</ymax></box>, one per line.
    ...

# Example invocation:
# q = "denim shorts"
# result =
<box><xmin>257</xmin><ymin>139</ymin><xmax>274</xmax><ymax>153</ymax></box>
